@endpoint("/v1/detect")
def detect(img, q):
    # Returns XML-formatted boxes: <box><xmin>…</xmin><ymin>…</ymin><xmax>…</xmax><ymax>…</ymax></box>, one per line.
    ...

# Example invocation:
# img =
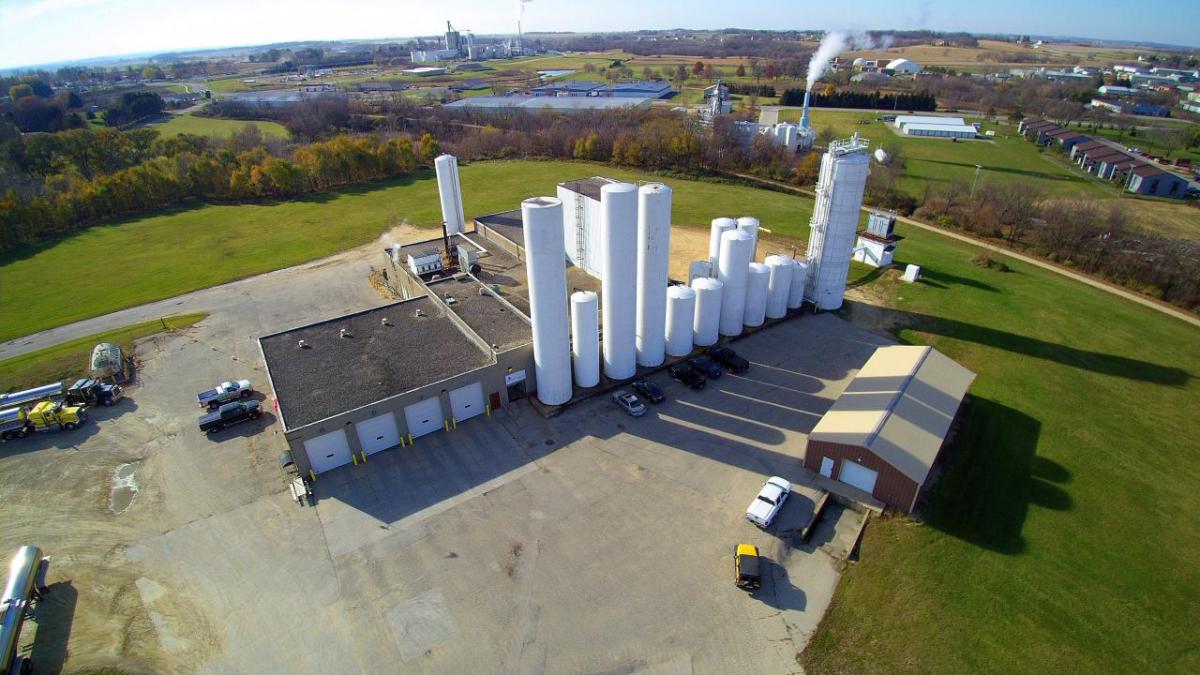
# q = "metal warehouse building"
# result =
<box><xmin>804</xmin><ymin>345</ymin><xmax>975</xmax><ymax>512</ymax></box>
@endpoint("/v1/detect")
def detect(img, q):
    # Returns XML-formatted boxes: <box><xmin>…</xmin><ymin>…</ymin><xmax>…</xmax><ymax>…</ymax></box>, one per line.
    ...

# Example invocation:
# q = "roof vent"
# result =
<box><xmin>446</xmin><ymin>296</ymin><xmax>458</xmax><ymax>306</ymax></box>
<box><xmin>415</xmin><ymin>308</ymin><xmax>426</xmax><ymax>318</ymax></box>
<box><xmin>297</xmin><ymin>339</ymin><xmax>309</xmax><ymax>349</ymax></box>
<box><xmin>381</xmin><ymin>317</ymin><xmax>391</xmax><ymax>326</ymax></box>
<box><xmin>339</xmin><ymin>328</ymin><xmax>352</xmax><ymax>338</ymax></box>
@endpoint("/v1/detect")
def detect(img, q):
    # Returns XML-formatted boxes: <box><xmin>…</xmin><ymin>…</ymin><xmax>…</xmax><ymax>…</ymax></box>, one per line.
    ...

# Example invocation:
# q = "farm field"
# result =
<box><xmin>803</xmin><ymin>219</ymin><xmax>1200</xmax><ymax>673</ymax></box>
<box><xmin>844</xmin><ymin>38</ymin><xmax>1144</xmax><ymax>70</ymax></box>
<box><xmin>149</xmin><ymin>112</ymin><xmax>290</xmax><ymax>140</ymax></box>
<box><xmin>0</xmin><ymin>160</ymin><xmax>815</xmax><ymax>342</ymax></box>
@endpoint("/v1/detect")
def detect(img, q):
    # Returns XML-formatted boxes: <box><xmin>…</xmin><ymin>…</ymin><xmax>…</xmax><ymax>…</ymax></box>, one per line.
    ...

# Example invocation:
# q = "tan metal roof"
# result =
<box><xmin>810</xmin><ymin>346</ymin><xmax>976</xmax><ymax>483</ymax></box>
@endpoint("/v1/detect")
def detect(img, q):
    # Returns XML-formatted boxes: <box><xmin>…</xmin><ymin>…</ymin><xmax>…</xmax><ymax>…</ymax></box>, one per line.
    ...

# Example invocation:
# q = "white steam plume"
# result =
<box><xmin>516</xmin><ymin>0</ymin><xmax>532</xmax><ymax>17</ymax></box>
<box><xmin>805</xmin><ymin>30</ymin><xmax>894</xmax><ymax>90</ymax></box>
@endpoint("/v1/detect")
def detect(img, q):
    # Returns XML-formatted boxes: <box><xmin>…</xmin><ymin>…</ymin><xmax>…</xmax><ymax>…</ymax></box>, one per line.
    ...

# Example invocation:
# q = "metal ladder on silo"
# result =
<box><xmin>575</xmin><ymin>194</ymin><xmax>586</xmax><ymax>267</ymax></box>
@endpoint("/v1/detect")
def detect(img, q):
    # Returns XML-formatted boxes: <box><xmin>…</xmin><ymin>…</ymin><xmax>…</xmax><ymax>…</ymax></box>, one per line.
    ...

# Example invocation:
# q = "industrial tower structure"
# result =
<box><xmin>805</xmin><ymin>133</ymin><xmax>871</xmax><ymax>311</ymax></box>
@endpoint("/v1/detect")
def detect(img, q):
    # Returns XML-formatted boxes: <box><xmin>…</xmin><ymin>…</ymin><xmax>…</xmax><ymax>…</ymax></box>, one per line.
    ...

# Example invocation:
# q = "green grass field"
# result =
<box><xmin>149</xmin><ymin>113</ymin><xmax>290</xmax><ymax>140</ymax></box>
<box><xmin>0</xmin><ymin>161</ymin><xmax>813</xmax><ymax>342</ymax></box>
<box><xmin>802</xmin><ymin>222</ymin><xmax>1200</xmax><ymax>673</ymax></box>
<box><xmin>0</xmin><ymin>313</ymin><xmax>206</xmax><ymax>392</ymax></box>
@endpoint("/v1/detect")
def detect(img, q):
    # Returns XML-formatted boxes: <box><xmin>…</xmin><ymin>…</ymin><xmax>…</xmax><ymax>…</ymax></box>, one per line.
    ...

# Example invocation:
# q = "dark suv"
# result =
<box><xmin>632</xmin><ymin>379</ymin><xmax>666</xmax><ymax>404</ymax></box>
<box><xmin>669</xmin><ymin>363</ymin><xmax>706</xmax><ymax>390</ymax></box>
<box><xmin>688</xmin><ymin>356</ymin><xmax>724</xmax><ymax>379</ymax></box>
<box><xmin>706</xmin><ymin>347</ymin><xmax>750</xmax><ymax>374</ymax></box>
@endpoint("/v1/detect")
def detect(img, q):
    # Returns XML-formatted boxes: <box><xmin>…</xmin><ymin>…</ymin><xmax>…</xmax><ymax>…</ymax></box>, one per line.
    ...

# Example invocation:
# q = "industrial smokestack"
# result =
<box><xmin>799</xmin><ymin>89</ymin><xmax>812</xmax><ymax>130</ymax></box>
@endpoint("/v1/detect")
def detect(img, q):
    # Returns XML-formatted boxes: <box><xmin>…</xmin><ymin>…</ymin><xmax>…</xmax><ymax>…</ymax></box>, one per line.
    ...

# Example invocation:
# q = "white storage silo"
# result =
<box><xmin>806</xmin><ymin>134</ymin><xmax>871</xmax><ymax>310</ymax></box>
<box><xmin>664</xmin><ymin>286</ymin><xmax>696</xmax><ymax>357</ymax></box>
<box><xmin>709</xmin><ymin>217</ymin><xmax>737</xmax><ymax>264</ymax></box>
<box><xmin>717</xmin><ymin>229</ymin><xmax>754</xmax><ymax>336</ymax></box>
<box><xmin>522</xmin><ymin>197</ymin><xmax>572</xmax><ymax>406</ymax></box>
<box><xmin>688</xmin><ymin>260</ymin><xmax>713</xmax><ymax>283</ymax></box>
<box><xmin>691</xmin><ymin>277</ymin><xmax>723</xmax><ymax>347</ymax></box>
<box><xmin>635</xmin><ymin>183</ymin><xmax>672</xmax><ymax>368</ymax></box>
<box><xmin>601</xmin><ymin>182</ymin><xmax>638</xmax><ymax>380</ymax></box>
<box><xmin>570</xmin><ymin>291</ymin><xmax>599</xmax><ymax>388</ymax></box>
<box><xmin>788</xmin><ymin>260</ymin><xmax>809</xmax><ymax>309</ymax></box>
<box><xmin>737</xmin><ymin>216</ymin><xmax>760</xmax><ymax>260</ymax></box>
<box><xmin>434</xmin><ymin>154</ymin><xmax>465</xmax><ymax>234</ymax></box>
<box><xmin>743</xmin><ymin>262</ymin><xmax>770</xmax><ymax>327</ymax></box>
<box><xmin>764</xmin><ymin>255</ymin><xmax>794</xmax><ymax>319</ymax></box>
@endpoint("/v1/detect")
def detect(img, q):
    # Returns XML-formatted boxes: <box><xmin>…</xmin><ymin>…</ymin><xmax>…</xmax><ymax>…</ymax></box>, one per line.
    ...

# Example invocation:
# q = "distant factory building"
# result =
<box><xmin>1090</xmin><ymin>98</ymin><xmax>1170</xmax><ymax>117</ymax></box>
<box><xmin>1098</xmin><ymin>85</ymin><xmax>1138</xmax><ymax>97</ymax></box>
<box><xmin>884</xmin><ymin>58</ymin><xmax>922</xmax><ymax>75</ymax></box>
<box><xmin>402</xmin><ymin>66</ymin><xmax>447</xmax><ymax>77</ymax></box>
<box><xmin>530</xmin><ymin>80</ymin><xmax>605</xmax><ymax>96</ymax></box>
<box><xmin>411</xmin><ymin>49</ymin><xmax>459</xmax><ymax>63</ymax></box>
<box><xmin>901</xmin><ymin>123</ymin><xmax>977</xmax><ymax>139</ymax></box>
<box><xmin>445</xmin><ymin>95</ymin><xmax>654</xmax><ymax>113</ymax></box>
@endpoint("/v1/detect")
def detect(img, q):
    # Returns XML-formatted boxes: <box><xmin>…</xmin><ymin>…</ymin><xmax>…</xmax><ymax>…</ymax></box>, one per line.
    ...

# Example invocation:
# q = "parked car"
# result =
<box><xmin>197</xmin><ymin>379</ymin><xmax>253</xmax><ymax>409</ymax></box>
<box><xmin>611</xmin><ymin>390</ymin><xmax>647</xmax><ymax>417</ymax></box>
<box><xmin>631</xmin><ymin>379</ymin><xmax>665</xmax><ymax>404</ymax></box>
<box><xmin>668</xmin><ymin>363</ymin><xmax>706</xmax><ymax>390</ymax></box>
<box><xmin>198</xmin><ymin>400</ymin><xmax>261</xmax><ymax>434</ymax></box>
<box><xmin>688</xmin><ymin>356</ymin><xmax>723</xmax><ymax>379</ymax></box>
<box><xmin>706</xmin><ymin>347</ymin><xmax>750</xmax><ymax>374</ymax></box>
<box><xmin>734</xmin><ymin>544</ymin><xmax>763</xmax><ymax>591</ymax></box>
<box><xmin>745</xmin><ymin>476</ymin><xmax>791</xmax><ymax>528</ymax></box>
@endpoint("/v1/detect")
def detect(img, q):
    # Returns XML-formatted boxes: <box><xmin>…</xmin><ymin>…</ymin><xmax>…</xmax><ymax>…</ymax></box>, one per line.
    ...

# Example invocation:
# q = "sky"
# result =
<box><xmin>1</xmin><ymin>0</ymin><xmax>1197</xmax><ymax>69</ymax></box>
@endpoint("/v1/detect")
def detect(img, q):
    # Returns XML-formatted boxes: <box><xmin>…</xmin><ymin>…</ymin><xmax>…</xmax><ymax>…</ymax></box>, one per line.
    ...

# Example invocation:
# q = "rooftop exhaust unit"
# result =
<box><xmin>339</xmin><ymin>328</ymin><xmax>352</xmax><ymax>339</ymax></box>
<box><xmin>297</xmin><ymin>339</ymin><xmax>308</xmax><ymax>349</ymax></box>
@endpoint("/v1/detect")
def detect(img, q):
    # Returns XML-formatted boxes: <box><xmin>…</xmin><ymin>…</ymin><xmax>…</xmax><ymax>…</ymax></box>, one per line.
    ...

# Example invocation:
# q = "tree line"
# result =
<box><xmin>779</xmin><ymin>89</ymin><xmax>937</xmax><ymax>112</ymax></box>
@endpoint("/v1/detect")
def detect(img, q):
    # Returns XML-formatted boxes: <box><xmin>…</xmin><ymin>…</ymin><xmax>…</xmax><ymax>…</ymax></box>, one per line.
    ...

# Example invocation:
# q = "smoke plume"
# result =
<box><xmin>805</xmin><ymin>30</ymin><xmax>894</xmax><ymax>90</ymax></box>
<box><xmin>516</xmin><ymin>0</ymin><xmax>532</xmax><ymax>17</ymax></box>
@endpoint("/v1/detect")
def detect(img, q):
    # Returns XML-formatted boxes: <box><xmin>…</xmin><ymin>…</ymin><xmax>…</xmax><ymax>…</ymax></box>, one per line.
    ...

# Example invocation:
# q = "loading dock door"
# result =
<box><xmin>449</xmin><ymin>382</ymin><xmax>485</xmax><ymax>422</ymax></box>
<box><xmin>304</xmin><ymin>429</ymin><xmax>352</xmax><ymax>474</ymax></box>
<box><xmin>838</xmin><ymin>459</ymin><xmax>879</xmax><ymax>495</ymax></box>
<box><xmin>404</xmin><ymin>397</ymin><xmax>444</xmax><ymax>438</ymax></box>
<box><xmin>355</xmin><ymin>413</ymin><xmax>400</xmax><ymax>455</ymax></box>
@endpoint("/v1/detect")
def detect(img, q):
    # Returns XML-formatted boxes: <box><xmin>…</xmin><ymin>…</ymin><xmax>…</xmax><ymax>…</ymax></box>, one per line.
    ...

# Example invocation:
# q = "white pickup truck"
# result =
<box><xmin>197</xmin><ymin>380</ymin><xmax>253</xmax><ymax>409</ymax></box>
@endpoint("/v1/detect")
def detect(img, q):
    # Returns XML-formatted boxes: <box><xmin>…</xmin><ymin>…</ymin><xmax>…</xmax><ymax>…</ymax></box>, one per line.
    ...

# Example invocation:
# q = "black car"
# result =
<box><xmin>706</xmin><ymin>347</ymin><xmax>750</xmax><ymax>374</ymax></box>
<box><xmin>199</xmin><ymin>400</ymin><xmax>262</xmax><ymax>434</ymax></box>
<box><xmin>632</xmin><ymin>379</ymin><xmax>665</xmax><ymax>404</ymax></box>
<box><xmin>688</xmin><ymin>356</ymin><xmax>723</xmax><ymax>379</ymax></box>
<box><xmin>669</xmin><ymin>363</ymin><xmax>706</xmax><ymax>390</ymax></box>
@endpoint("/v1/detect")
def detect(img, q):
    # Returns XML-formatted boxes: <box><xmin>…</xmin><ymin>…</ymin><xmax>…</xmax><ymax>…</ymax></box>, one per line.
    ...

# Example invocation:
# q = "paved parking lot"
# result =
<box><xmin>1</xmin><ymin>237</ymin><xmax>892</xmax><ymax>673</ymax></box>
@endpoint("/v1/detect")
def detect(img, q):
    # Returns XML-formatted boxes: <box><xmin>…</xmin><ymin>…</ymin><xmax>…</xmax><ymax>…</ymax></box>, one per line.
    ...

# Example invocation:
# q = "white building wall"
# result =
<box><xmin>556</xmin><ymin>185</ymin><xmax>604</xmax><ymax>278</ymax></box>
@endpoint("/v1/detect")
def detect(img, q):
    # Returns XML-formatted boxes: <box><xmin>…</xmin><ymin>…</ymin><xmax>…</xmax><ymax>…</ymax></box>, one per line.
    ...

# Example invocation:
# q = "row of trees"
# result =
<box><xmin>779</xmin><ymin>88</ymin><xmax>938</xmax><ymax>112</ymax></box>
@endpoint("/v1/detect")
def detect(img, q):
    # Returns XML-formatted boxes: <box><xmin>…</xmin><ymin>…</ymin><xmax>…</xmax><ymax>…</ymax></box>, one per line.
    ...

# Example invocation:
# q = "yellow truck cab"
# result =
<box><xmin>26</xmin><ymin>400</ymin><xmax>87</xmax><ymax>431</ymax></box>
<box><xmin>734</xmin><ymin>544</ymin><xmax>762</xmax><ymax>591</ymax></box>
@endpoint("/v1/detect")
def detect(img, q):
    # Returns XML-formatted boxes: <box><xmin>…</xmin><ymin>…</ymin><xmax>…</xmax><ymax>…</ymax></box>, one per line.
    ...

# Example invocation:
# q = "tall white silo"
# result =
<box><xmin>717</xmin><ymin>229</ymin><xmax>754</xmax><ymax>336</ymax></box>
<box><xmin>522</xmin><ymin>197</ymin><xmax>572</xmax><ymax>405</ymax></box>
<box><xmin>737</xmin><ymin>216</ymin><xmax>760</xmax><ymax>260</ymax></box>
<box><xmin>788</xmin><ymin>260</ymin><xmax>809</xmax><ymax>309</ymax></box>
<box><xmin>806</xmin><ymin>134</ymin><xmax>871</xmax><ymax>310</ymax></box>
<box><xmin>743</xmin><ymin>262</ymin><xmax>770</xmax><ymax>327</ymax></box>
<box><xmin>635</xmin><ymin>183</ymin><xmax>672</xmax><ymax>368</ymax></box>
<box><xmin>708</xmin><ymin>217</ymin><xmax>737</xmax><ymax>264</ymax></box>
<box><xmin>434</xmin><ymin>154</ymin><xmax>465</xmax><ymax>234</ymax></box>
<box><xmin>764</xmin><ymin>255</ymin><xmax>794</xmax><ymax>319</ymax></box>
<box><xmin>601</xmin><ymin>182</ymin><xmax>638</xmax><ymax>380</ymax></box>
<box><xmin>691</xmin><ymin>277</ymin><xmax>723</xmax><ymax>347</ymax></box>
<box><xmin>665</xmin><ymin>285</ymin><xmax>696</xmax><ymax>357</ymax></box>
<box><xmin>570</xmin><ymin>291</ymin><xmax>599</xmax><ymax>388</ymax></box>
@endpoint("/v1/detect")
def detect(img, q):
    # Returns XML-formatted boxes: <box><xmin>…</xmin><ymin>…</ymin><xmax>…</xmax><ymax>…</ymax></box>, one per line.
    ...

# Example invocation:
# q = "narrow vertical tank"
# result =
<box><xmin>522</xmin><ymin>197</ymin><xmax>572</xmax><ymax>405</ymax></box>
<box><xmin>708</xmin><ymin>217</ymin><xmax>737</xmax><ymax>264</ymax></box>
<box><xmin>691</xmin><ymin>277</ymin><xmax>724</xmax><ymax>347</ymax></box>
<box><xmin>788</xmin><ymin>260</ymin><xmax>809</xmax><ymax>309</ymax></box>
<box><xmin>600</xmin><ymin>183</ymin><xmax>638</xmax><ymax>380</ymax></box>
<box><xmin>764</xmin><ymin>255</ymin><xmax>794</xmax><ymax>319</ymax></box>
<box><xmin>664</xmin><ymin>285</ymin><xmax>697</xmax><ymax>357</ymax></box>
<box><xmin>805</xmin><ymin>135</ymin><xmax>871</xmax><ymax>310</ymax></box>
<box><xmin>717</xmin><ymin>229</ymin><xmax>754</xmax><ymax>336</ymax></box>
<box><xmin>743</xmin><ymin>262</ymin><xmax>770</xmax><ymax>327</ymax></box>
<box><xmin>635</xmin><ymin>183</ymin><xmax>672</xmax><ymax>368</ymax></box>
<box><xmin>570</xmin><ymin>291</ymin><xmax>599</xmax><ymax>388</ymax></box>
<box><xmin>688</xmin><ymin>260</ymin><xmax>713</xmax><ymax>283</ymax></box>
<box><xmin>736</xmin><ymin>216</ymin><xmax>760</xmax><ymax>260</ymax></box>
<box><xmin>434</xmin><ymin>154</ymin><xmax>465</xmax><ymax>234</ymax></box>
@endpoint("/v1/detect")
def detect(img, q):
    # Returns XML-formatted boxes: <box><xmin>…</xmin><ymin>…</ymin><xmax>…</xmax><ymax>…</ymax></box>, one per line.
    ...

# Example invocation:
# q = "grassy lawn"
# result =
<box><xmin>0</xmin><ymin>161</ymin><xmax>814</xmax><ymax>342</ymax></box>
<box><xmin>0</xmin><ymin>313</ymin><xmax>206</xmax><ymax>392</ymax></box>
<box><xmin>149</xmin><ymin>113</ymin><xmax>290</xmax><ymax>140</ymax></box>
<box><xmin>802</xmin><ymin>222</ymin><xmax>1200</xmax><ymax>673</ymax></box>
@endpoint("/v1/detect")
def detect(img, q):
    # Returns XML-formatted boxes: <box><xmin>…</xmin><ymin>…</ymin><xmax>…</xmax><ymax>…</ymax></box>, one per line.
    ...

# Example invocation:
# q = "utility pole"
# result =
<box><xmin>971</xmin><ymin>164</ymin><xmax>983</xmax><ymax>197</ymax></box>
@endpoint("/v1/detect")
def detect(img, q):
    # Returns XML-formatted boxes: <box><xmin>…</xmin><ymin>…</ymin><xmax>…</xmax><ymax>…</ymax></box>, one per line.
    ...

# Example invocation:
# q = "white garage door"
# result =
<box><xmin>303</xmin><ymin>429</ymin><xmax>352</xmax><ymax>474</ymax></box>
<box><xmin>448</xmin><ymin>382</ymin><xmax>485</xmax><ymax>422</ymax></box>
<box><xmin>355</xmin><ymin>413</ymin><xmax>400</xmax><ymax>455</ymax></box>
<box><xmin>839</xmin><ymin>459</ymin><xmax>879</xmax><ymax>495</ymax></box>
<box><xmin>404</xmin><ymin>397</ymin><xmax>444</xmax><ymax>438</ymax></box>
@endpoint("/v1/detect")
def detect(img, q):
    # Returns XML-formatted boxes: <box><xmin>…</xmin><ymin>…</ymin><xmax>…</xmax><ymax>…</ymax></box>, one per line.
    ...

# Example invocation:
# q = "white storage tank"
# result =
<box><xmin>764</xmin><ymin>255</ymin><xmax>794</xmax><ymax>319</ymax></box>
<box><xmin>691</xmin><ymin>277</ymin><xmax>723</xmax><ymax>347</ymax></box>
<box><xmin>688</xmin><ymin>260</ymin><xmax>713</xmax><ymax>283</ymax></box>
<box><xmin>737</xmin><ymin>216</ymin><xmax>760</xmax><ymax>260</ymax></box>
<box><xmin>664</xmin><ymin>285</ymin><xmax>697</xmax><ymax>357</ymax></box>
<box><xmin>434</xmin><ymin>154</ymin><xmax>465</xmax><ymax>234</ymax></box>
<box><xmin>788</xmin><ymin>259</ymin><xmax>809</xmax><ymax>309</ymax></box>
<box><xmin>708</xmin><ymin>217</ymin><xmax>737</xmax><ymax>264</ymax></box>
<box><xmin>806</xmin><ymin>135</ymin><xmax>871</xmax><ymax>310</ymax></box>
<box><xmin>601</xmin><ymin>183</ymin><xmax>638</xmax><ymax>380</ymax></box>
<box><xmin>717</xmin><ymin>229</ymin><xmax>754</xmax><ymax>336</ymax></box>
<box><xmin>743</xmin><ymin>262</ymin><xmax>770</xmax><ymax>327</ymax></box>
<box><xmin>635</xmin><ymin>183</ymin><xmax>672</xmax><ymax>368</ymax></box>
<box><xmin>522</xmin><ymin>197</ymin><xmax>572</xmax><ymax>406</ymax></box>
<box><xmin>570</xmin><ymin>291</ymin><xmax>599</xmax><ymax>388</ymax></box>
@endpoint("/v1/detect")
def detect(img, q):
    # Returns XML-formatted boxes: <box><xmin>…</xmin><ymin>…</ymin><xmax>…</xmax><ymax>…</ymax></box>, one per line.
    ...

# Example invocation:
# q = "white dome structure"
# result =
<box><xmin>852</xmin><ymin>57</ymin><xmax>868</xmax><ymax>67</ymax></box>
<box><xmin>885</xmin><ymin>58</ymin><xmax>921</xmax><ymax>74</ymax></box>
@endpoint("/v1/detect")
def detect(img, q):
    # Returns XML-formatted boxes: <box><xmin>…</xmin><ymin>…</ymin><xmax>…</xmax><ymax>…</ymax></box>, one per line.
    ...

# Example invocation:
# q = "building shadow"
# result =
<box><xmin>921</xmin><ymin>398</ymin><xmax>1069</xmax><ymax>555</ymax></box>
<box><xmin>29</xmin><ymin>580</ymin><xmax>77</xmax><ymax>674</ymax></box>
